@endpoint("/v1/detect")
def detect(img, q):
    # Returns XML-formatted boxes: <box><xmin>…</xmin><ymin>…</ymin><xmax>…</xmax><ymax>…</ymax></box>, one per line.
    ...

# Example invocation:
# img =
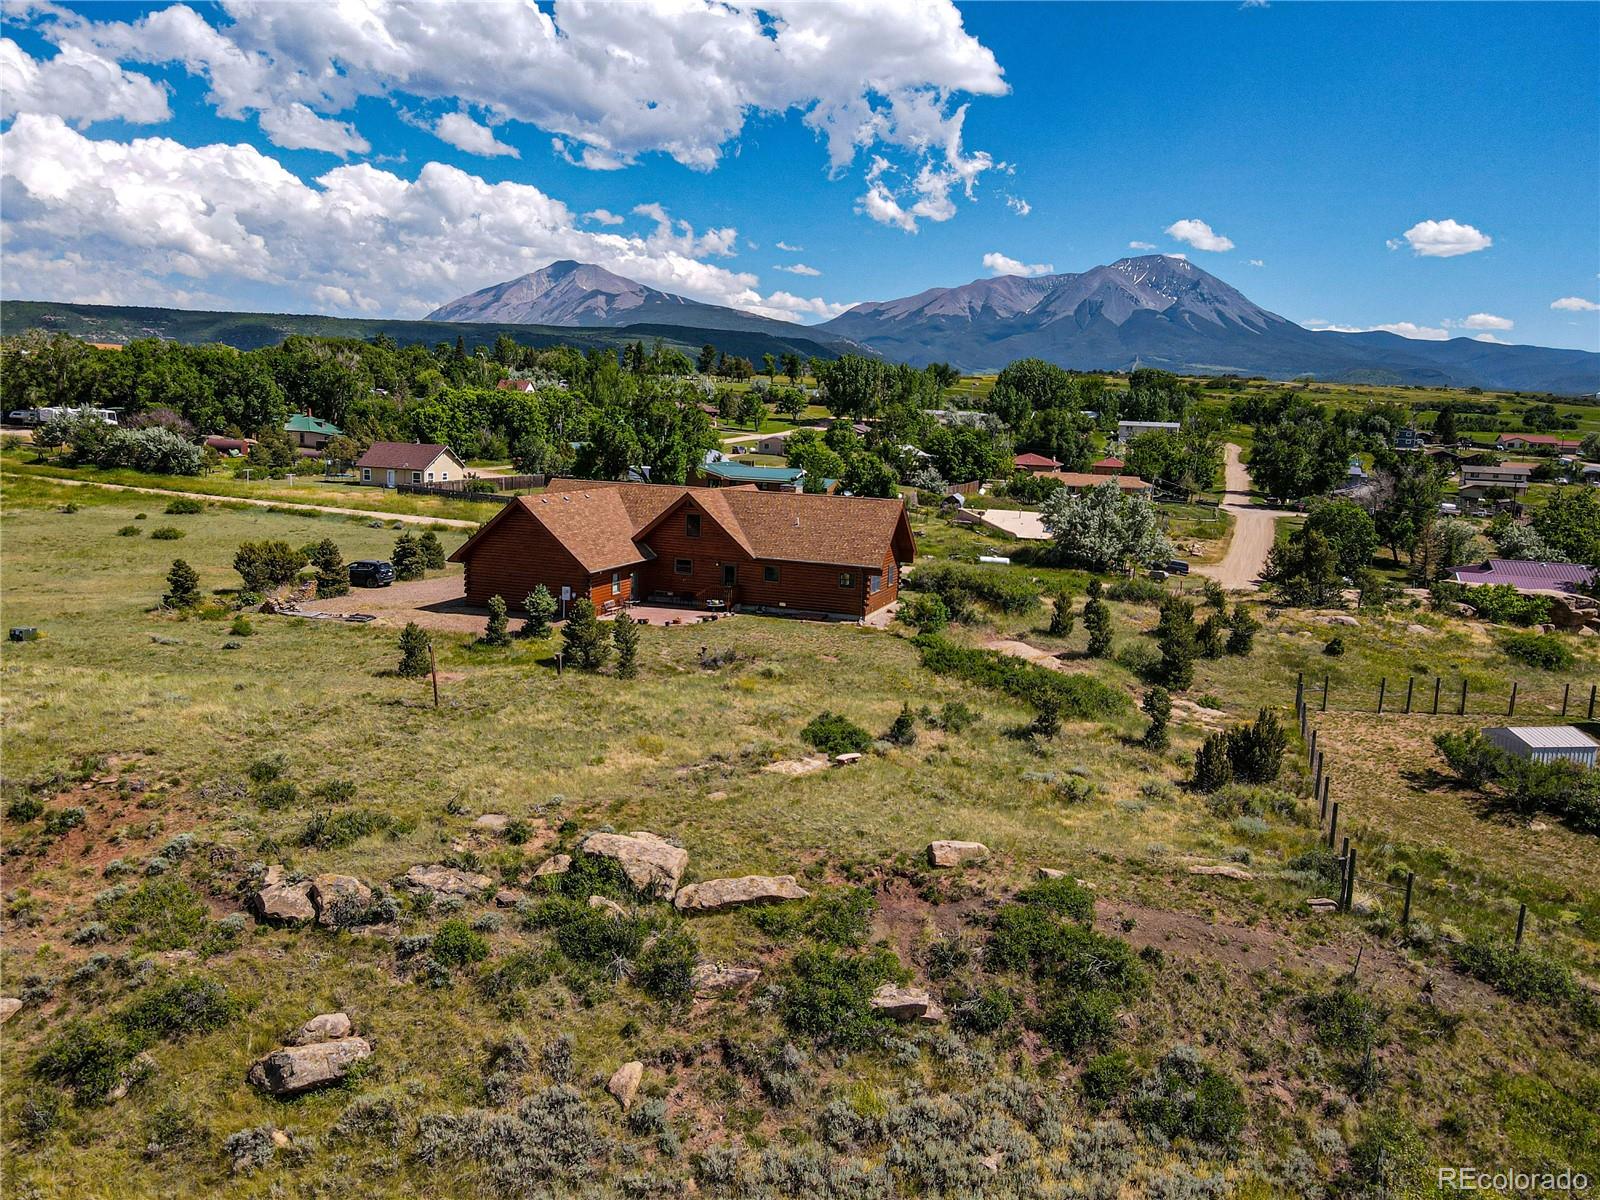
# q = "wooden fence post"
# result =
<box><xmin>1508</xmin><ymin>681</ymin><xmax>1518</xmax><ymax>717</ymax></box>
<box><xmin>1562</xmin><ymin>683</ymin><xmax>1570</xmax><ymax>718</ymax></box>
<box><xmin>1404</xmin><ymin>677</ymin><xmax>1414</xmax><ymax>714</ymax></box>
<box><xmin>1319</xmin><ymin>780</ymin><xmax>1328</xmax><ymax>826</ymax></box>
<box><xmin>1401</xmin><ymin>872</ymin><xmax>1415</xmax><ymax>928</ymax></box>
<box><xmin>1321</xmin><ymin>675</ymin><xmax>1329</xmax><ymax>713</ymax></box>
<box><xmin>1515</xmin><ymin>903</ymin><xmax>1527</xmax><ymax>949</ymax></box>
<box><xmin>428</xmin><ymin>642</ymin><xmax>439</xmax><ymax>710</ymax></box>
<box><xmin>1313</xmin><ymin>750</ymin><xmax>1323</xmax><ymax>798</ymax></box>
<box><xmin>1327</xmin><ymin>801</ymin><xmax>1339</xmax><ymax>849</ymax></box>
<box><xmin>1459</xmin><ymin>678</ymin><xmax>1469</xmax><ymax>716</ymax></box>
<box><xmin>1589</xmin><ymin>684</ymin><xmax>1596</xmax><ymax>721</ymax></box>
<box><xmin>1432</xmin><ymin>676</ymin><xmax>1441</xmax><ymax>716</ymax></box>
<box><xmin>1343</xmin><ymin>846</ymin><xmax>1358</xmax><ymax>913</ymax></box>
<box><xmin>1377</xmin><ymin>678</ymin><xmax>1386</xmax><ymax>714</ymax></box>
<box><xmin>1309</xmin><ymin>728</ymin><xmax>1318</xmax><ymax>762</ymax></box>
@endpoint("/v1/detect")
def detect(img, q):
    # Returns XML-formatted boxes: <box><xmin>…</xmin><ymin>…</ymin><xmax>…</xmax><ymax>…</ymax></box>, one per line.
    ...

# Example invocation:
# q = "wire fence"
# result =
<box><xmin>1288</xmin><ymin>675</ymin><xmax>1560</xmax><ymax>951</ymax></box>
<box><xmin>1297</xmin><ymin>672</ymin><xmax>1599</xmax><ymax>721</ymax></box>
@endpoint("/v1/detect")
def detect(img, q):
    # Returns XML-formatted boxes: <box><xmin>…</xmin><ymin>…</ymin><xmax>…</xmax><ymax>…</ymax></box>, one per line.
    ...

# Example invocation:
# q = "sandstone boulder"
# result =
<box><xmin>472</xmin><ymin>814</ymin><xmax>509</xmax><ymax>833</ymax></box>
<box><xmin>673</xmin><ymin>875</ymin><xmax>809</xmax><ymax>914</ymax></box>
<box><xmin>533</xmin><ymin>854</ymin><xmax>571</xmax><ymax>878</ymax></box>
<box><xmin>870</xmin><ymin>984</ymin><xmax>945</xmax><ymax>1024</ymax></box>
<box><xmin>1036</xmin><ymin>867</ymin><xmax>1068</xmax><ymax>880</ymax></box>
<box><xmin>1326</xmin><ymin>614</ymin><xmax>1360</xmax><ymax>627</ymax></box>
<box><xmin>607</xmin><ymin>1061</ymin><xmax>643</xmax><ymax>1112</ymax></box>
<box><xmin>403</xmin><ymin>864</ymin><xmax>492</xmax><ymax>898</ymax></box>
<box><xmin>248</xmin><ymin>1037</ymin><xmax>372</xmax><ymax>1096</ymax></box>
<box><xmin>0</xmin><ymin>997</ymin><xmax>21</xmax><ymax>1024</ymax></box>
<box><xmin>928</xmin><ymin>840</ymin><xmax>988</xmax><ymax>868</ymax></box>
<box><xmin>577</xmin><ymin>831</ymin><xmax>687</xmax><ymax>898</ymax></box>
<box><xmin>309</xmin><ymin>874</ymin><xmax>373</xmax><ymax>928</ymax></box>
<box><xmin>494</xmin><ymin>888</ymin><xmax>524</xmax><ymax>908</ymax></box>
<box><xmin>588</xmin><ymin>895</ymin><xmax>628</xmax><ymax>918</ymax></box>
<box><xmin>253</xmin><ymin>866</ymin><xmax>316</xmax><ymax>923</ymax></box>
<box><xmin>690</xmin><ymin>964</ymin><xmax>761</xmax><ymax>994</ymax></box>
<box><xmin>291</xmin><ymin>1012</ymin><xmax>353</xmax><ymax>1045</ymax></box>
<box><xmin>1188</xmin><ymin>863</ymin><xmax>1254</xmax><ymax>880</ymax></box>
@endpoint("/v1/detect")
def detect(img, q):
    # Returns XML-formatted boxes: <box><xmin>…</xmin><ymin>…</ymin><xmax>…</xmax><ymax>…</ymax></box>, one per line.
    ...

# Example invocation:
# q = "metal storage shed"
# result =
<box><xmin>1482</xmin><ymin>726</ymin><xmax>1599</xmax><ymax>768</ymax></box>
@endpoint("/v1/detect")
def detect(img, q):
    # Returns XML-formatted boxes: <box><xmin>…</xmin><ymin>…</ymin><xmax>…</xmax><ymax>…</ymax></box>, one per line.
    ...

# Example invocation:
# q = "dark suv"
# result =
<box><xmin>349</xmin><ymin>560</ymin><xmax>395</xmax><ymax>588</ymax></box>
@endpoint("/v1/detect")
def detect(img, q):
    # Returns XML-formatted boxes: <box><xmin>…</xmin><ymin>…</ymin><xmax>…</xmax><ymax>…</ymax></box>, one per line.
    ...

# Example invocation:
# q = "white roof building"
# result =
<box><xmin>1482</xmin><ymin>726</ymin><xmax>1598</xmax><ymax>768</ymax></box>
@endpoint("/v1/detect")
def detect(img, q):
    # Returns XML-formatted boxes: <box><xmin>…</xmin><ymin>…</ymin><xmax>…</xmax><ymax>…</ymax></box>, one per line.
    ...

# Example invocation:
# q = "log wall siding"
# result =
<box><xmin>637</xmin><ymin>502</ymin><xmax>750</xmax><ymax>604</ymax></box>
<box><xmin>460</xmin><ymin>506</ymin><xmax>590</xmax><ymax>610</ymax></box>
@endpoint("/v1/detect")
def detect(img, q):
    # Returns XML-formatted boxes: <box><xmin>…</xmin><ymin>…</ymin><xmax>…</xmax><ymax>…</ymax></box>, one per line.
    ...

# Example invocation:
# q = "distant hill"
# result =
<box><xmin>818</xmin><ymin>255</ymin><xmax>1600</xmax><ymax>395</ymax></box>
<box><xmin>427</xmin><ymin>259</ymin><xmax>858</xmax><ymax>348</ymax></box>
<box><xmin>0</xmin><ymin>300</ymin><xmax>850</xmax><ymax>365</ymax></box>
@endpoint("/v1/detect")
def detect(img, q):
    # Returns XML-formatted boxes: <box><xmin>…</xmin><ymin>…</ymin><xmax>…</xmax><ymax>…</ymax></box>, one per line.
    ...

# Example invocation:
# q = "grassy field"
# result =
<box><xmin>4</xmin><ymin>471</ymin><xmax>1598</xmax><ymax>1197</ymax></box>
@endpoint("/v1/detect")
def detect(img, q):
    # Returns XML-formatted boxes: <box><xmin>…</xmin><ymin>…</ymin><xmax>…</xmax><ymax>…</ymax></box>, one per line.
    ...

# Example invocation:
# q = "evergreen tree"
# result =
<box><xmin>310</xmin><ymin>537</ymin><xmax>349</xmax><ymax>598</ymax></box>
<box><xmin>1434</xmin><ymin>404</ymin><xmax>1458</xmax><ymax>446</ymax></box>
<box><xmin>1154</xmin><ymin>596</ymin><xmax>1198</xmax><ymax>690</ymax></box>
<box><xmin>1192</xmin><ymin>731</ymin><xmax>1233</xmax><ymax>792</ymax></box>
<box><xmin>1083</xmin><ymin>579</ymin><xmax>1113</xmax><ymax>658</ymax></box>
<box><xmin>522</xmin><ymin>585</ymin><xmax>557</xmax><ymax>638</ymax></box>
<box><xmin>1224</xmin><ymin>603</ymin><xmax>1259</xmax><ymax>656</ymax></box>
<box><xmin>561</xmin><ymin>598</ymin><xmax>610</xmax><ymax>670</ymax></box>
<box><xmin>481</xmin><ymin>595</ymin><xmax>511</xmax><ymax>647</ymax></box>
<box><xmin>1228</xmin><ymin>708</ymin><xmax>1287</xmax><ymax>784</ymax></box>
<box><xmin>886</xmin><ymin>702</ymin><xmax>917</xmax><ymax>747</ymax></box>
<box><xmin>1028</xmin><ymin>696</ymin><xmax>1063</xmax><ymax>741</ymax></box>
<box><xmin>418</xmin><ymin>529</ymin><xmax>447</xmax><ymax>571</ymax></box>
<box><xmin>613</xmin><ymin>613</ymin><xmax>639</xmax><ymax>678</ymax></box>
<box><xmin>1197</xmin><ymin>611</ymin><xmax>1225</xmax><ymax>659</ymax></box>
<box><xmin>164</xmin><ymin>559</ymin><xmax>202</xmax><ymax>609</ymax></box>
<box><xmin>397</xmin><ymin>621</ymin><xmax>431</xmax><ymax>677</ymax></box>
<box><xmin>697</xmin><ymin>344</ymin><xmax>717</xmax><ymax>375</ymax></box>
<box><xmin>1140</xmin><ymin>687</ymin><xmax>1172</xmax><ymax>751</ymax></box>
<box><xmin>392</xmin><ymin>532</ymin><xmax>425</xmax><ymax>581</ymax></box>
<box><xmin>1047</xmin><ymin>588</ymin><xmax>1075</xmax><ymax>637</ymax></box>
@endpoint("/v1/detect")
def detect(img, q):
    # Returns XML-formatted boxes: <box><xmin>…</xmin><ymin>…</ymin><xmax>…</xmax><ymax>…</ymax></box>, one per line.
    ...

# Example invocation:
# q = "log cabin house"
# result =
<box><xmin>448</xmin><ymin>481</ymin><xmax>915</xmax><ymax>619</ymax></box>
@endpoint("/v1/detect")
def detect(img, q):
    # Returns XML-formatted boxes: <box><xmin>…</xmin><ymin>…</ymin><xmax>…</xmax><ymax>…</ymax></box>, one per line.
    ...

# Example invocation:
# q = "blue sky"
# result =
<box><xmin>2</xmin><ymin>1</ymin><xmax>1596</xmax><ymax>349</ymax></box>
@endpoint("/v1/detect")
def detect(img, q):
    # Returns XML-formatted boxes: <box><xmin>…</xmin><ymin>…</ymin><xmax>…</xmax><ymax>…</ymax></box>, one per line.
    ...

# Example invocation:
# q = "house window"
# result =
<box><xmin>839</xmin><ymin>572</ymin><xmax>854</xmax><ymax>589</ymax></box>
<box><xmin>426</xmin><ymin>471</ymin><xmax>434</xmax><ymax>482</ymax></box>
<box><xmin>723</xmin><ymin>564</ymin><xmax>736</xmax><ymax>587</ymax></box>
<box><xmin>361</xmin><ymin>468</ymin><xmax>371</xmax><ymax>482</ymax></box>
<box><xmin>763</xmin><ymin>565</ymin><xmax>779</xmax><ymax>583</ymax></box>
<box><xmin>675</xmin><ymin>558</ymin><xmax>692</xmax><ymax>575</ymax></box>
<box><xmin>441</xmin><ymin>472</ymin><xmax>449</xmax><ymax>481</ymax></box>
<box><xmin>612</xmin><ymin>572</ymin><xmax>621</xmax><ymax>595</ymax></box>
<box><xmin>685</xmin><ymin>512</ymin><xmax>701</xmax><ymax>538</ymax></box>
<box><xmin>411</xmin><ymin>471</ymin><xmax>421</xmax><ymax>484</ymax></box>
<box><xmin>868</xmin><ymin>574</ymin><xmax>882</xmax><ymax>593</ymax></box>
<box><xmin>886</xmin><ymin>563</ymin><xmax>897</xmax><ymax>586</ymax></box>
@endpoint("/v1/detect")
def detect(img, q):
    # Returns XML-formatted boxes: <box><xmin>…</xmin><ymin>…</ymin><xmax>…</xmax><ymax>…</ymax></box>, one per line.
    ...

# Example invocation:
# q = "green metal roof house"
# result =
<box><xmin>692</xmin><ymin>458</ymin><xmax>807</xmax><ymax>492</ymax></box>
<box><xmin>284</xmin><ymin>411</ymin><xmax>343</xmax><ymax>449</ymax></box>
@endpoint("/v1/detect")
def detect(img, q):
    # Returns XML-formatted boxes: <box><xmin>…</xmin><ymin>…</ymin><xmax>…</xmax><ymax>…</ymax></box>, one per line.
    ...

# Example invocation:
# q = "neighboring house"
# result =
<box><xmin>1482</xmin><ymin>726</ymin><xmax>1598</xmax><ymax>769</ymax></box>
<box><xmin>692</xmin><ymin>459</ymin><xmax>807</xmax><ymax>492</ymax></box>
<box><xmin>1039</xmin><ymin>471</ymin><xmax>1154</xmax><ymax>498</ymax></box>
<box><xmin>448</xmin><ymin>481</ymin><xmax>915</xmax><ymax>620</ymax></box>
<box><xmin>1013</xmin><ymin>452</ymin><xmax>1063</xmax><ymax>473</ymax></box>
<box><xmin>924</xmin><ymin>408</ymin><xmax>989</xmax><ymax>427</ymax></box>
<box><xmin>753</xmin><ymin>429</ymin><xmax>798</xmax><ymax>456</ymax></box>
<box><xmin>1117</xmin><ymin>420</ymin><xmax>1181</xmax><ymax>442</ymax></box>
<box><xmin>1458</xmin><ymin>462</ymin><xmax>1534</xmax><ymax>498</ymax></box>
<box><xmin>1449</xmin><ymin>558</ymin><xmax>1596</xmax><ymax>595</ymax></box>
<box><xmin>1394</xmin><ymin>428</ymin><xmax>1427</xmax><ymax>451</ymax></box>
<box><xmin>1495</xmin><ymin>433</ymin><xmax>1582</xmax><ymax>454</ymax></box>
<box><xmin>1090</xmin><ymin>456</ymin><xmax>1125</xmax><ymax>476</ymax></box>
<box><xmin>497</xmin><ymin>379</ymin><xmax>537</xmax><ymax>393</ymax></box>
<box><xmin>354</xmin><ymin>442</ymin><xmax>467</xmax><ymax>487</ymax></box>
<box><xmin>1580</xmin><ymin>462</ymin><xmax>1600</xmax><ymax>485</ymax></box>
<box><xmin>284</xmin><ymin>411</ymin><xmax>343</xmax><ymax>450</ymax></box>
<box><xmin>203</xmin><ymin>434</ymin><xmax>256</xmax><ymax>457</ymax></box>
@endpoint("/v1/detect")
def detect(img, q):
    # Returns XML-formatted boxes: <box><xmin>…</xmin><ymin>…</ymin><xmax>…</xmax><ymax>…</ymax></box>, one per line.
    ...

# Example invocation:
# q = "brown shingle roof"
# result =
<box><xmin>355</xmin><ymin>442</ymin><xmax>459</xmax><ymax>470</ymax></box>
<box><xmin>1041</xmin><ymin>471</ymin><xmax>1152</xmax><ymax>491</ymax></box>
<box><xmin>456</xmin><ymin>481</ymin><xmax>913</xmax><ymax>574</ymax></box>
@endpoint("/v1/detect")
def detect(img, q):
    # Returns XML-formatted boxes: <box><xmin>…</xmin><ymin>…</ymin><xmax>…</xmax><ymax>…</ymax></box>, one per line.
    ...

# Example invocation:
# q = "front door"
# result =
<box><xmin>386</xmin><ymin>468</ymin><xmax>395</xmax><ymax>487</ymax></box>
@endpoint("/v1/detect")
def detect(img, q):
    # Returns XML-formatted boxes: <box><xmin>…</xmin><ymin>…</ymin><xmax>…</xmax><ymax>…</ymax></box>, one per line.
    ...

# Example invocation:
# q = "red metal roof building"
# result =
<box><xmin>448</xmin><ymin>481</ymin><xmax>915</xmax><ymax>619</ymax></box>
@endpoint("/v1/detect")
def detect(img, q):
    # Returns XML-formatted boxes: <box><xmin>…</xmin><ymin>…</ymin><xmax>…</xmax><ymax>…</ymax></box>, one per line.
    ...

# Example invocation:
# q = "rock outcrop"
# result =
<box><xmin>870</xmin><ymin>984</ymin><xmax>945</xmax><ymax>1024</ymax></box>
<box><xmin>928</xmin><ymin>840</ymin><xmax>989</xmax><ymax>868</ymax></box>
<box><xmin>248</xmin><ymin>1037</ymin><xmax>372</xmax><ymax>1096</ymax></box>
<box><xmin>577</xmin><ymin>831</ymin><xmax>687</xmax><ymax>898</ymax></box>
<box><xmin>0</xmin><ymin>997</ymin><xmax>21</xmax><ymax>1024</ymax></box>
<box><xmin>607</xmin><ymin>1061</ymin><xmax>644</xmax><ymax>1112</ymax></box>
<box><xmin>290</xmin><ymin>1012</ymin><xmax>353</xmax><ymax>1045</ymax></box>
<box><xmin>403</xmin><ymin>864</ymin><xmax>492</xmax><ymax>898</ymax></box>
<box><xmin>533</xmin><ymin>854</ymin><xmax>571</xmax><ymax>878</ymax></box>
<box><xmin>309</xmin><ymin>874</ymin><xmax>372</xmax><ymax>928</ymax></box>
<box><xmin>690</xmin><ymin>964</ymin><xmax>762</xmax><ymax>994</ymax></box>
<box><xmin>253</xmin><ymin>866</ymin><xmax>316</xmax><ymax>924</ymax></box>
<box><xmin>673</xmin><ymin>875</ymin><xmax>809</xmax><ymax>913</ymax></box>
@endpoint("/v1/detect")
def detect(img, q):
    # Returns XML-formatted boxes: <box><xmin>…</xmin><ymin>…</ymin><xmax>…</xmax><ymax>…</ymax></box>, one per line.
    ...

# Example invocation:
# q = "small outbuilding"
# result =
<box><xmin>1482</xmin><ymin>726</ymin><xmax>1598</xmax><ymax>769</ymax></box>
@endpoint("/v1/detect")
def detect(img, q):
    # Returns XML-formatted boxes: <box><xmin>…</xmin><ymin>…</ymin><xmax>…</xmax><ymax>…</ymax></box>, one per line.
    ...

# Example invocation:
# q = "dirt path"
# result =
<box><xmin>24</xmin><ymin>475</ymin><xmax>480</xmax><ymax>528</ymax></box>
<box><xmin>1193</xmin><ymin>443</ymin><xmax>1288</xmax><ymax>591</ymax></box>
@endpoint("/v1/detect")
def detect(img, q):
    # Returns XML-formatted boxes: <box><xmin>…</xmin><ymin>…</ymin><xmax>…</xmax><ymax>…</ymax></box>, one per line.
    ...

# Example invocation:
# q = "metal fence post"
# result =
<box><xmin>1401</xmin><ymin>872</ymin><xmax>1415</xmax><ymax>928</ymax></box>
<box><xmin>1562</xmin><ymin>683</ymin><xmax>1570</xmax><ymax>718</ymax></box>
<box><xmin>1589</xmin><ymin>684</ymin><xmax>1596</xmax><ymax>721</ymax></box>
<box><xmin>1322</xmin><ymin>675</ymin><xmax>1329</xmax><ymax>712</ymax></box>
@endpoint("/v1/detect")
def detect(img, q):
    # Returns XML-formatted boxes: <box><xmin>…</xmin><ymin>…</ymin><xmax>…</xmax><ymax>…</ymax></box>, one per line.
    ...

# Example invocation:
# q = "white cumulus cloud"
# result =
<box><xmin>0</xmin><ymin>37</ymin><xmax>170</xmax><ymax>127</ymax></box>
<box><xmin>1307</xmin><ymin>319</ymin><xmax>1449</xmax><ymax>341</ymax></box>
<box><xmin>1551</xmin><ymin>296</ymin><xmax>1599</xmax><ymax>312</ymax></box>
<box><xmin>1128</xmin><ymin>241</ymin><xmax>1157</xmax><ymax>251</ymax></box>
<box><xmin>1391</xmin><ymin>219</ymin><xmax>1492</xmax><ymax>257</ymax></box>
<box><xmin>1164</xmin><ymin>219</ymin><xmax>1234</xmax><ymax>253</ymax></box>
<box><xmin>583</xmin><ymin>208</ymin><xmax>624</xmax><ymax>226</ymax></box>
<box><xmin>774</xmin><ymin>263</ymin><xmax>821</xmax><ymax>276</ymax></box>
<box><xmin>0</xmin><ymin>113</ymin><xmax>852</xmax><ymax>323</ymax></box>
<box><xmin>1004</xmin><ymin>194</ymin><xmax>1030</xmax><ymax>216</ymax></box>
<box><xmin>1454</xmin><ymin>312</ymin><xmax>1513</xmax><ymax>331</ymax></box>
<box><xmin>434</xmin><ymin>111</ymin><xmax>519</xmax><ymax>158</ymax></box>
<box><xmin>982</xmin><ymin>251</ymin><xmax>1052</xmax><ymax>277</ymax></box>
<box><xmin>774</xmin><ymin>241</ymin><xmax>803</xmax><ymax>252</ymax></box>
<box><xmin>1247</xmin><ymin>259</ymin><xmax>1264</xmax><ymax>267</ymax></box>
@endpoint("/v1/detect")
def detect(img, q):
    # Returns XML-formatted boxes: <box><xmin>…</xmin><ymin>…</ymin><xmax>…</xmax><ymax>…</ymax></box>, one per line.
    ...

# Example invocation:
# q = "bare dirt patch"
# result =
<box><xmin>297</xmin><ymin>574</ymin><xmax>490</xmax><ymax>634</ymax></box>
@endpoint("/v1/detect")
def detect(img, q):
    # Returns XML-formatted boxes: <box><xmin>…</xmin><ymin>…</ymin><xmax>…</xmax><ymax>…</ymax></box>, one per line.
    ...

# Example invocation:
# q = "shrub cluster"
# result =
<box><xmin>902</xmin><ymin>560</ymin><xmax>1040</xmax><ymax>619</ymax></box>
<box><xmin>1191</xmin><ymin>708</ymin><xmax>1287</xmax><ymax>792</ymax></box>
<box><xmin>801</xmin><ymin>711</ymin><xmax>873</xmax><ymax>756</ymax></box>
<box><xmin>1500</xmin><ymin>631</ymin><xmax>1574</xmax><ymax>671</ymax></box>
<box><xmin>914</xmin><ymin>634</ymin><xmax>1128</xmax><ymax>721</ymax></box>
<box><xmin>1429</xmin><ymin>581</ymin><xmax>1551</xmax><ymax>626</ymax></box>
<box><xmin>1435</xmin><ymin>731</ymin><xmax>1600</xmax><ymax>833</ymax></box>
